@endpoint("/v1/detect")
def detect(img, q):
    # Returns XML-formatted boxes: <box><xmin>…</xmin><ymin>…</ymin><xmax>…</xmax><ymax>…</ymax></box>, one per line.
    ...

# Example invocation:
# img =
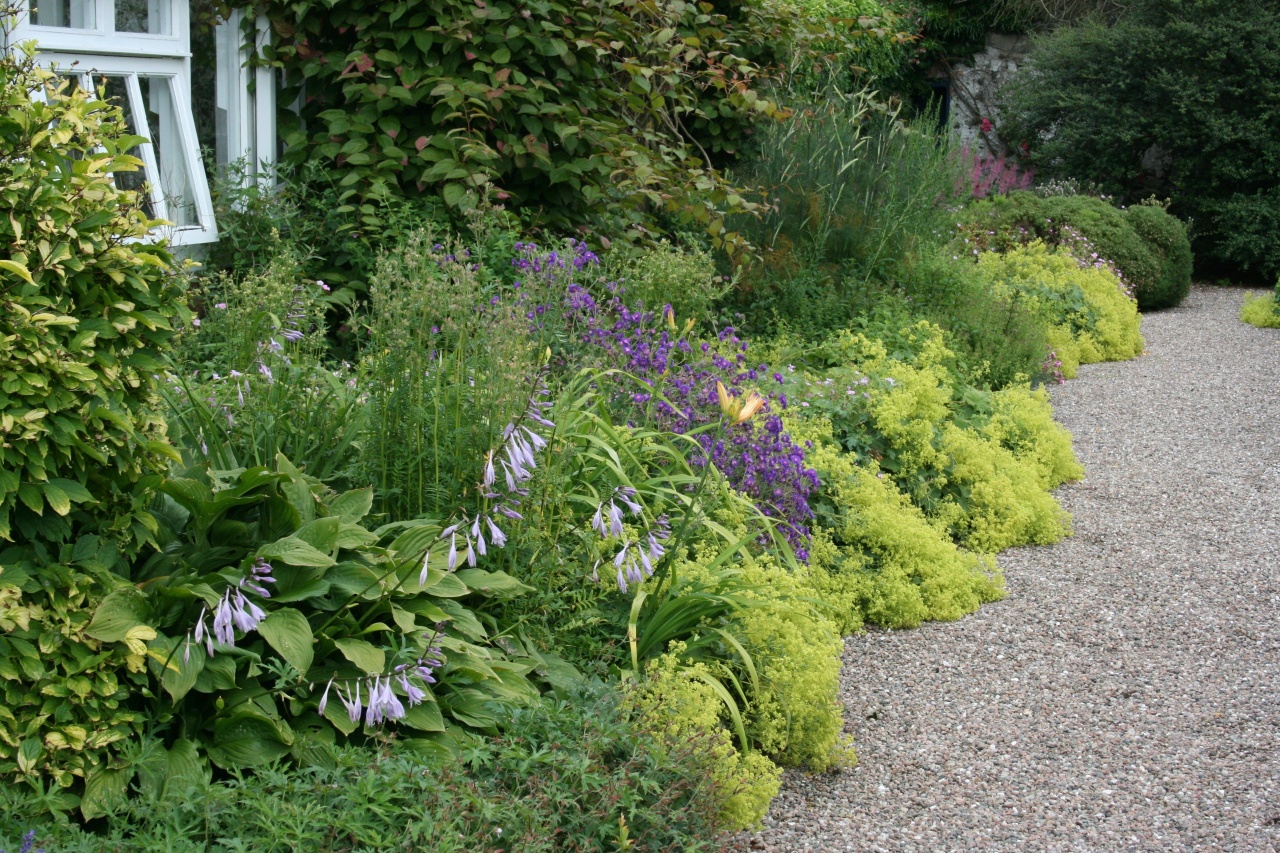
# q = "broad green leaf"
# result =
<box><xmin>334</xmin><ymin>638</ymin><xmax>384</xmax><ymax>674</ymax></box>
<box><xmin>268</xmin><ymin>576</ymin><xmax>331</xmax><ymax>603</ymax></box>
<box><xmin>420</xmin><ymin>567</ymin><xmax>469</xmax><ymax>598</ymax></box>
<box><xmin>455</xmin><ymin>569</ymin><xmax>534</xmax><ymax>598</ymax></box>
<box><xmin>258</xmin><ymin>609</ymin><xmax>314</xmax><ymax>675</ymax></box>
<box><xmin>257</xmin><ymin>537</ymin><xmax>335</xmax><ymax>568</ymax></box>
<box><xmin>442</xmin><ymin>689</ymin><xmax>500</xmax><ymax>728</ymax></box>
<box><xmin>207</xmin><ymin>714</ymin><xmax>292</xmax><ymax>768</ymax></box>
<box><xmin>163</xmin><ymin>740</ymin><xmax>207</xmax><ymax>798</ymax></box>
<box><xmin>397</xmin><ymin>597</ymin><xmax>448</xmax><ymax>624</ymax></box>
<box><xmin>436</xmin><ymin>599</ymin><xmax>487</xmax><ymax>640</ymax></box>
<box><xmin>400</xmin><ymin>698</ymin><xmax>444</xmax><ymax>732</ymax></box>
<box><xmin>0</xmin><ymin>259</ymin><xmax>34</xmax><ymax>283</ymax></box>
<box><xmin>326</xmin><ymin>562</ymin><xmax>384</xmax><ymax>598</ymax></box>
<box><xmin>47</xmin><ymin>477</ymin><xmax>93</xmax><ymax>503</ymax></box>
<box><xmin>334</xmin><ymin>523</ymin><xmax>379</xmax><ymax>550</ymax></box>
<box><xmin>17</xmin><ymin>738</ymin><xmax>42</xmax><ymax>774</ymax></box>
<box><xmin>85</xmin><ymin>587</ymin><xmax>151</xmax><ymax>643</ymax></box>
<box><xmin>81</xmin><ymin>766</ymin><xmax>131</xmax><ymax>819</ymax></box>
<box><xmin>400</xmin><ymin>737</ymin><xmax>454</xmax><ymax>761</ymax></box>
<box><xmin>41</xmin><ymin>482</ymin><xmax>70</xmax><ymax>516</ymax></box>
<box><xmin>150</xmin><ymin>635</ymin><xmax>203</xmax><ymax>702</ymax></box>
<box><xmin>295</xmin><ymin>517</ymin><xmax>340</xmax><ymax>554</ymax></box>
<box><xmin>329</xmin><ymin>487</ymin><xmax>373</xmax><ymax>523</ymax></box>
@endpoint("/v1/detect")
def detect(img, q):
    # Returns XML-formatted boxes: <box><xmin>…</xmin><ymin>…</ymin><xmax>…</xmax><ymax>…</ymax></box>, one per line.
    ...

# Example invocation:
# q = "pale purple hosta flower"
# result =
<box><xmin>446</xmin><ymin>530</ymin><xmax>459</xmax><ymax>571</ymax></box>
<box><xmin>481</xmin><ymin>450</ymin><xmax>497</xmax><ymax>495</ymax></box>
<box><xmin>318</xmin><ymin>676</ymin><xmax>335</xmax><ymax>716</ymax></box>
<box><xmin>268</xmin><ymin>338</ymin><xmax>284</xmax><ymax>353</ymax></box>
<box><xmin>495</xmin><ymin>503</ymin><xmax>523</xmax><ymax>521</ymax></box>
<box><xmin>521</xmin><ymin>425</ymin><xmax>547</xmax><ymax>452</ymax></box>
<box><xmin>258</xmin><ymin>362</ymin><xmax>273</xmax><ymax>384</ymax></box>
<box><xmin>484</xmin><ymin>515</ymin><xmax>506</xmax><ymax>548</ymax></box>
<box><xmin>365</xmin><ymin>676</ymin><xmax>406</xmax><ymax>726</ymax></box>
<box><xmin>607</xmin><ymin>501</ymin><xmax>625</xmax><ymax>537</ymax></box>
<box><xmin>281</xmin><ymin>328</ymin><xmax>304</xmax><ymax>343</ymax></box>
<box><xmin>340</xmin><ymin>681</ymin><xmax>362</xmax><ymax>724</ymax></box>
<box><xmin>399</xmin><ymin>672</ymin><xmax>426</xmax><ymax>705</ymax></box>
<box><xmin>615</xmin><ymin>486</ymin><xmax>642</xmax><ymax>516</ymax></box>
<box><xmin>470</xmin><ymin>516</ymin><xmax>487</xmax><ymax>558</ymax></box>
<box><xmin>229</xmin><ymin>587</ymin><xmax>267</xmax><ymax>633</ymax></box>
<box><xmin>239</xmin><ymin>557</ymin><xmax>276</xmax><ymax>597</ymax></box>
<box><xmin>419</xmin><ymin>548</ymin><xmax>432</xmax><ymax>586</ymax></box>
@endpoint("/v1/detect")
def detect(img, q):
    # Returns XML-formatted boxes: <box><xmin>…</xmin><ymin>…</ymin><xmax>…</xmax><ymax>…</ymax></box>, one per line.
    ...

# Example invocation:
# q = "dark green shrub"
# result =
<box><xmin>999</xmin><ymin>0</ymin><xmax>1280</xmax><ymax>282</ymax></box>
<box><xmin>1124</xmin><ymin>201</ymin><xmax>1192</xmax><ymax>310</ymax></box>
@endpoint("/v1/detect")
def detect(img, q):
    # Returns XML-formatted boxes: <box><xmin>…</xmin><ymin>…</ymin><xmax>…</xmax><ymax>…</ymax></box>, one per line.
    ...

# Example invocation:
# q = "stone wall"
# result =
<box><xmin>948</xmin><ymin>33</ymin><xmax>1031</xmax><ymax>157</ymax></box>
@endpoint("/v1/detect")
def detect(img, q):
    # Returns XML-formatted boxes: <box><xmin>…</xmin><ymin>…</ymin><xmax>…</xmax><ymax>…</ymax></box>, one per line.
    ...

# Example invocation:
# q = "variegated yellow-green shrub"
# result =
<box><xmin>977</xmin><ymin>241</ymin><xmax>1144</xmax><ymax>379</ymax></box>
<box><xmin>0</xmin><ymin>43</ymin><xmax>185</xmax><ymax>805</ymax></box>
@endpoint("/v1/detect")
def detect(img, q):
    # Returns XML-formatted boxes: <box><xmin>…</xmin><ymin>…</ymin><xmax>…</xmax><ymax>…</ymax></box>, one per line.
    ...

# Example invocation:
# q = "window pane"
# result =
<box><xmin>30</xmin><ymin>0</ymin><xmax>96</xmax><ymax>28</ymax></box>
<box><xmin>139</xmin><ymin>76</ymin><xmax>197</xmax><ymax>227</ymax></box>
<box><xmin>116</xmin><ymin>0</ymin><xmax>170</xmax><ymax>34</ymax></box>
<box><xmin>91</xmin><ymin>72</ymin><xmax>155</xmax><ymax>219</ymax></box>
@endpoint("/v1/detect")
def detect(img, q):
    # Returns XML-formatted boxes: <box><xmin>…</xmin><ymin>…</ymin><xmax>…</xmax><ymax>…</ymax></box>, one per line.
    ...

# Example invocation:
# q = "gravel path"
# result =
<box><xmin>731</xmin><ymin>285</ymin><xmax>1280</xmax><ymax>852</ymax></box>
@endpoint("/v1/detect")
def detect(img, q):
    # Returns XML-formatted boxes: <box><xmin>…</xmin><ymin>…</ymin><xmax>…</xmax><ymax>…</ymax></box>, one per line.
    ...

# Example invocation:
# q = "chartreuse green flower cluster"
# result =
<box><xmin>978</xmin><ymin>241</ymin><xmax>1144</xmax><ymax>379</ymax></box>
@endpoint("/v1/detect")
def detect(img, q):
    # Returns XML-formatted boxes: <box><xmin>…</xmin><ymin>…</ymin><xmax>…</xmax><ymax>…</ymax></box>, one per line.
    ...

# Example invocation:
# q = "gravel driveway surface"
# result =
<box><xmin>729</xmin><ymin>286</ymin><xmax>1280</xmax><ymax>852</ymax></box>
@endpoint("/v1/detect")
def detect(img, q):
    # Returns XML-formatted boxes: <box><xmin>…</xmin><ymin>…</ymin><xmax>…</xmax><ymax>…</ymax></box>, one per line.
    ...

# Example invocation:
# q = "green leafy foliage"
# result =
<box><xmin>998</xmin><ymin>0</ymin><xmax>1280</xmax><ymax>281</ymax></box>
<box><xmin>0</xmin><ymin>46</ymin><xmax>186</xmax><ymax>550</ymax></box>
<box><xmin>789</xmin><ymin>323</ymin><xmax>1079</xmax><ymax>553</ymax></box>
<box><xmin>626</xmin><ymin>649</ymin><xmax>783</xmax><ymax>831</ymax></box>
<box><xmin>239</xmin><ymin>0</ymin><xmax>818</xmax><ymax>254</ymax></box>
<box><xmin>1125</xmin><ymin>200</ymin><xmax>1193</xmax><ymax>310</ymax></box>
<box><xmin>0</xmin><ymin>542</ymin><xmax>150</xmax><ymax>809</ymax></box>
<box><xmin>166</xmin><ymin>255</ymin><xmax>364</xmax><ymax>483</ymax></box>
<box><xmin>1240</xmin><ymin>289</ymin><xmax>1280</xmax><ymax>330</ymax></box>
<box><xmin>0</xmin><ymin>688</ymin><xmax>728</xmax><ymax>850</ymax></box>
<box><xmin>124</xmin><ymin>456</ymin><xmax>543</xmax><ymax>766</ymax></box>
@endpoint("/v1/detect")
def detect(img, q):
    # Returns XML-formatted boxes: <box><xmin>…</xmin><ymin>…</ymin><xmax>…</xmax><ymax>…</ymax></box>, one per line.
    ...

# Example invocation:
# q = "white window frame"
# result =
<box><xmin>215</xmin><ymin>10</ymin><xmax>275</xmax><ymax>180</ymax></box>
<box><xmin>10</xmin><ymin>0</ymin><xmax>219</xmax><ymax>246</ymax></box>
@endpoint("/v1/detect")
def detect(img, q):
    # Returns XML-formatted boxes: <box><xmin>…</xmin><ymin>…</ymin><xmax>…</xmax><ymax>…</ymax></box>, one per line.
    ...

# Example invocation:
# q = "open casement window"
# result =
<box><xmin>12</xmin><ymin>0</ymin><xmax>219</xmax><ymax>245</ymax></box>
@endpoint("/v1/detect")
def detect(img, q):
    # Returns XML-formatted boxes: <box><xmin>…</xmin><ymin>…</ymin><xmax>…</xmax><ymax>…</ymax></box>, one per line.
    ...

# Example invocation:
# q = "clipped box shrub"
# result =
<box><xmin>957</xmin><ymin>191</ymin><xmax>1192</xmax><ymax>310</ymax></box>
<box><xmin>1125</xmin><ymin>201</ymin><xmax>1193</xmax><ymax>309</ymax></box>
